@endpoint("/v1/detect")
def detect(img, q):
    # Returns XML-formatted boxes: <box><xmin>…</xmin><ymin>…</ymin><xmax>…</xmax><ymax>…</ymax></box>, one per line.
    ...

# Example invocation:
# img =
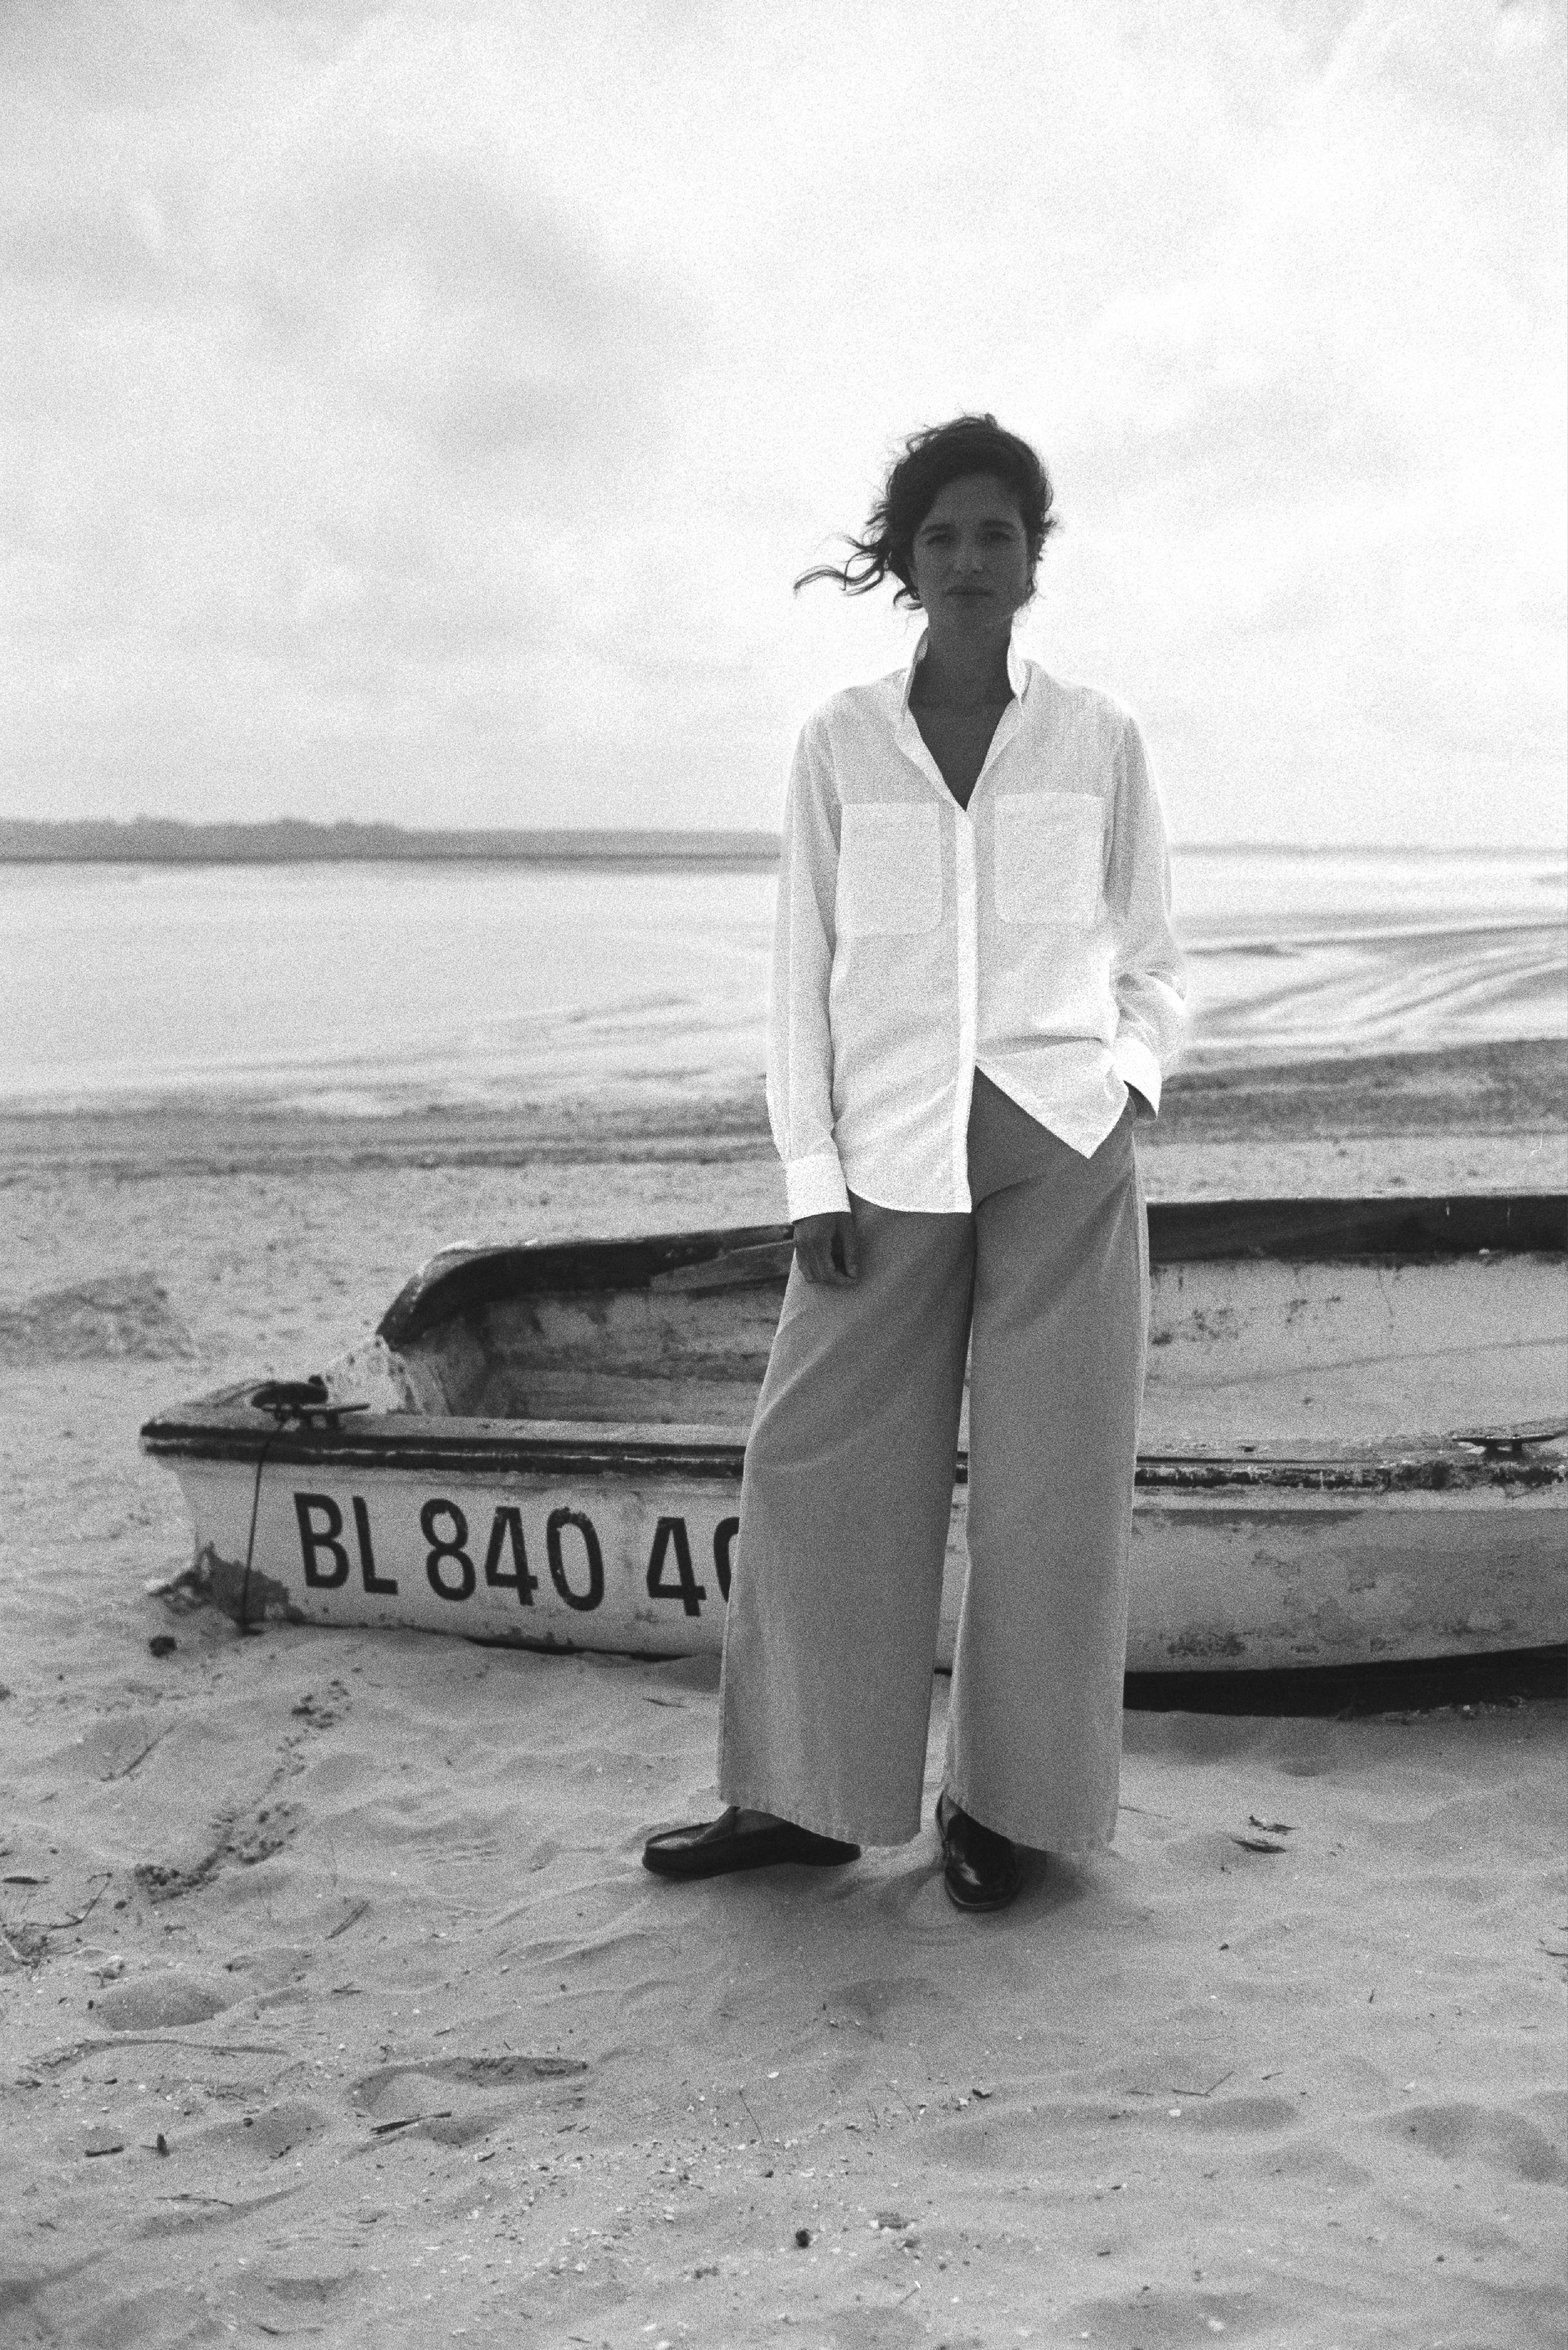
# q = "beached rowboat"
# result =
<box><xmin>141</xmin><ymin>1195</ymin><xmax>1567</xmax><ymax>1677</ymax></box>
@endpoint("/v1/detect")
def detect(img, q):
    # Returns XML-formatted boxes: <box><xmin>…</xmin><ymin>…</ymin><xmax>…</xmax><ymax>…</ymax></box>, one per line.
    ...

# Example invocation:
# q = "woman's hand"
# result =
<box><xmin>793</xmin><ymin>1210</ymin><xmax>859</xmax><ymax>1286</ymax></box>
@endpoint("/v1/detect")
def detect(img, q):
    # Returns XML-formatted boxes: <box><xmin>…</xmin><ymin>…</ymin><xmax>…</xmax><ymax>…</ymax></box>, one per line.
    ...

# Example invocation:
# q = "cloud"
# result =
<box><xmin>0</xmin><ymin>179</ymin><xmax>174</xmax><ymax>301</ymax></box>
<box><xmin>0</xmin><ymin>10</ymin><xmax>704</xmax><ymax>816</ymax></box>
<box><xmin>235</xmin><ymin>146</ymin><xmax>682</xmax><ymax>466</ymax></box>
<box><xmin>1004</xmin><ymin>0</ymin><xmax>1566</xmax><ymax>844</ymax></box>
<box><xmin>0</xmin><ymin>0</ymin><xmax>1561</xmax><ymax>840</ymax></box>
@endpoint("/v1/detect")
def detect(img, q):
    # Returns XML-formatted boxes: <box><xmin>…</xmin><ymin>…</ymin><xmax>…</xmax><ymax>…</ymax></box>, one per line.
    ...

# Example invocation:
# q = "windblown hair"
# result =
<box><xmin>795</xmin><ymin>413</ymin><xmax>1060</xmax><ymax>608</ymax></box>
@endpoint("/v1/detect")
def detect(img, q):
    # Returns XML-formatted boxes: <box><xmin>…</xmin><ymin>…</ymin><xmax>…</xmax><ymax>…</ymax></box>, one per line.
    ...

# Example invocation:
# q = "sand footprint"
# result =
<box><xmin>350</xmin><ymin>2050</ymin><xmax>589</xmax><ymax>2149</ymax></box>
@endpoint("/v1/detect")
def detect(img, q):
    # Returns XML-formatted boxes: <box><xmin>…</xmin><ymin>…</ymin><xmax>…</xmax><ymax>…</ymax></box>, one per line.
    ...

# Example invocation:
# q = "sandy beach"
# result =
<box><xmin>2</xmin><ymin>1049</ymin><xmax>1564</xmax><ymax>2347</ymax></box>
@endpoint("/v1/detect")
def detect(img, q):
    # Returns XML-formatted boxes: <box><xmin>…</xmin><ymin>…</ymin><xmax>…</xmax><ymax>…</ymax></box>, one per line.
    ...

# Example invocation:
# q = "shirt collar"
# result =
<box><xmin>899</xmin><ymin>626</ymin><xmax>1030</xmax><ymax>714</ymax></box>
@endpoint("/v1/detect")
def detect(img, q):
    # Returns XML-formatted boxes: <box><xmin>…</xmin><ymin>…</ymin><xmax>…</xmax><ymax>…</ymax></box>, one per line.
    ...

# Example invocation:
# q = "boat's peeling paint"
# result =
<box><xmin>1440</xmin><ymin>1611</ymin><xmax>1521</xmax><ymax>1640</ymax></box>
<box><xmin>1143</xmin><ymin>1505</ymin><xmax>1366</xmax><ymax>1530</ymax></box>
<box><xmin>1162</xmin><ymin>1628</ymin><xmax>1248</xmax><ymax>1660</ymax></box>
<box><xmin>1135</xmin><ymin>1452</ymin><xmax>1566</xmax><ymax>1495</ymax></box>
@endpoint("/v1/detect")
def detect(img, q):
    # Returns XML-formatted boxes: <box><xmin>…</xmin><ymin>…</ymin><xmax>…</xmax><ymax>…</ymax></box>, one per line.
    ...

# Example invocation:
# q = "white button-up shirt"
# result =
<box><xmin>768</xmin><ymin>631</ymin><xmax>1186</xmax><ymax>1221</ymax></box>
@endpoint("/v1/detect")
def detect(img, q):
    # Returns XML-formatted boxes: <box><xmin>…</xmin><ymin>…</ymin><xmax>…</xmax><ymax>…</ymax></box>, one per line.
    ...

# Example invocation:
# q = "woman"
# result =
<box><xmin>643</xmin><ymin>414</ymin><xmax>1185</xmax><ymax>1912</ymax></box>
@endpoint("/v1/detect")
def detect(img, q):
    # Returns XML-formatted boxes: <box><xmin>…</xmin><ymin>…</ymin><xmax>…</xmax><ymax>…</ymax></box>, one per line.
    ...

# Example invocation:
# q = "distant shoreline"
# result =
<box><xmin>0</xmin><ymin>818</ymin><xmax>781</xmax><ymax>866</ymax></box>
<box><xmin>1</xmin><ymin>818</ymin><xmax>1561</xmax><ymax>867</ymax></box>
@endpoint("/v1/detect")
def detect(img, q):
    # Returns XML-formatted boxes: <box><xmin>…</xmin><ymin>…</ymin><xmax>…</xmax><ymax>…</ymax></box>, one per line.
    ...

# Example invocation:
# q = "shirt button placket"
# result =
<box><xmin>952</xmin><ymin>803</ymin><xmax>979</xmax><ymax>1208</ymax></box>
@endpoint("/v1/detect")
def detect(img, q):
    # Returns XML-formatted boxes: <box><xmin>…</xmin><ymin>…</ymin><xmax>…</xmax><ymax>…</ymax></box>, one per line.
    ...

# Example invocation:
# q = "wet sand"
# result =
<box><xmin>1</xmin><ymin>1048</ymin><xmax>1563</xmax><ymax>2346</ymax></box>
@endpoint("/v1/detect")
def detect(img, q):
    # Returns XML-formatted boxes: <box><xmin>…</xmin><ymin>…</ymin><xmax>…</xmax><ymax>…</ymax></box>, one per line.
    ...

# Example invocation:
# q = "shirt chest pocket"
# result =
<box><xmin>836</xmin><ymin>802</ymin><xmax>943</xmax><ymax>937</ymax></box>
<box><xmin>992</xmin><ymin>792</ymin><xmax>1104</xmax><ymax>927</ymax></box>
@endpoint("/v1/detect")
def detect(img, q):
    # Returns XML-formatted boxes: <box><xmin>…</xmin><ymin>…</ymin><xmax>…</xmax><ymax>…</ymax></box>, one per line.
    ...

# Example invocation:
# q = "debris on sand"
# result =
<box><xmin>0</xmin><ymin>1271</ymin><xmax>196</xmax><ymax>1364</ymax></box>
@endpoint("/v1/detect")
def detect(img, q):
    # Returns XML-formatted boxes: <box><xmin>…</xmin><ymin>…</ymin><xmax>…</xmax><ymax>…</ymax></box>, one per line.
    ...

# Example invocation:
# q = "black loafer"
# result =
<box><xmin>936</xmin><ymin>1790</ymin><xmax>1023</xmax><ymax>1912</ymax></box>
<box><xmin>642</xmin><ymin>1807</ymin><xmax>860</xmax><ymax>1880</ymax></box>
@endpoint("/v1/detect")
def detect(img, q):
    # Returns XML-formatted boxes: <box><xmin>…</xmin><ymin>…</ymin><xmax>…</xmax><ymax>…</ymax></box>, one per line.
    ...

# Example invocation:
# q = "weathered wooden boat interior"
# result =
<box><xmin>349</xmin><ymin>1197</ymin><xmax>1568</xmax><ymax>1452</ymax></box>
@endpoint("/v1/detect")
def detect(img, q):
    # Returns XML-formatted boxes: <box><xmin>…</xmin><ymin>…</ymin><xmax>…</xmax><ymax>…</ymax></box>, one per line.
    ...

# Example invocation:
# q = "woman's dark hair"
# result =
<box><xmin>794</xmin><ymin>413</ymin><xmax>1059</xmax><ymax>607</ymax></box>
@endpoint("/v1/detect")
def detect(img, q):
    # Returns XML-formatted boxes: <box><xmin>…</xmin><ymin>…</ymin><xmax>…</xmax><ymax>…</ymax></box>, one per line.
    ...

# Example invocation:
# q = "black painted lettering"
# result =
<box><xmin>295</xmin><ymin>1493</ymin><xmax>350</xmax><ymax>1588</ymax></box>
<box><xmin>482</xmin><ymin>1506</ymin><xmax>537</xmax><ymax>1606</ymax></box>
<box><xmin>646</xmin><ymin>1515</ymin><xmax>706</xmax><ymax>1616</ymax></box>
<box><xmin>713</xmin><ymin>1516</ymin><xmax>739</xmax><ymax>1604</ymax></box>
<box><xmin>546</xmin><ymin>1506</ymin><xmax>604</xmax><ymax>1612</ymax></box>
<box><xmin>421</xmin><ymin>1498</ymin><xmax>476</xmax><ymax>1602</ymax></box>
<box><xmin>353</xmin><ymin>1496</ymin><xmax>398</xmax><ymax>1595</ymax></box>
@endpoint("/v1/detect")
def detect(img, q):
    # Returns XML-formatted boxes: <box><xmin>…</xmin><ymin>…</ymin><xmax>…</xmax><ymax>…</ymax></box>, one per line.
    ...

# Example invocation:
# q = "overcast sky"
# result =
<box><xmin>4</xmin><ymin>0</ymin><xmax>1564</xmax><ymax>845</ymax></box>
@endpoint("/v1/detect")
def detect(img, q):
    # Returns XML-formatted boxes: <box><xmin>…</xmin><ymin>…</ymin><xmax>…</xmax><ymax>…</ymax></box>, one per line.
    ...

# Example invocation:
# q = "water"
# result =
<box><xmin>1</xmin><ymin>850</ymin><xmax>1562</xmax><ymax>1116</ymax></box>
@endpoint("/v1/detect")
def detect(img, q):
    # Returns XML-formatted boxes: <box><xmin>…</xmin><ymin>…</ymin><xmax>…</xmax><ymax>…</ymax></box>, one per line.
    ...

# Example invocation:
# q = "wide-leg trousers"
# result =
<box><xmin>716</xmin><ymin>1070</ymin><xmax>1149</xmax><ymax>1854</ymax></box>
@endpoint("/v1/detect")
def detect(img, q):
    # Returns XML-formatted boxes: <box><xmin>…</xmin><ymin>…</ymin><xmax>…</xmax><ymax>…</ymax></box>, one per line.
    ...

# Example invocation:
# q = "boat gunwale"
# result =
<box><xmin>137</xmin><ymin>1402</ymin><xmax>1568</xmax><ymax>1494</ymax></box>
<box><xmin>376</xmin><ymin>1196</ymin><xmax>1568</xmax><ymax>1348</ymax></box>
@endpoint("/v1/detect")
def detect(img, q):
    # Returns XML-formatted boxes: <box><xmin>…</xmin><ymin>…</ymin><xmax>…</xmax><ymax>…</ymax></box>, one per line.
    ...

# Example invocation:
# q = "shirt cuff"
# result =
<box><xmin>784</xmin><ymin>1147</ymin><xmax>851</xmax><ymax>1222</ymax></box>
<box><xmin>1112</xmin><ymin>1032</ymin><xmax>1165</xmax><ymax>1117</ymax></box>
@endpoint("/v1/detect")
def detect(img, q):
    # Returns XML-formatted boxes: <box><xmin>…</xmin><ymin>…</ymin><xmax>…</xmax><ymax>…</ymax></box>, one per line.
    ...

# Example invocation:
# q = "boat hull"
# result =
<box><xmin>142</xmin><ymin>1197</ymin><xmax>1568</xmax><ymax>1678</ymax></box>
<box><xmin>148</xmin><ymin>1412</ymin><xmax>1567</xmax><ymax>1675</ymax></box>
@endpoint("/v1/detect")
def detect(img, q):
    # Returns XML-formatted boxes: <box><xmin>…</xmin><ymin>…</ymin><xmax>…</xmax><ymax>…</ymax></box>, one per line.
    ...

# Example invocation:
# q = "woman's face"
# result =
<box><xmin>907</xmin><ymin>473</ymin><xmax>1034</xmax><ymax>631</ymax></box>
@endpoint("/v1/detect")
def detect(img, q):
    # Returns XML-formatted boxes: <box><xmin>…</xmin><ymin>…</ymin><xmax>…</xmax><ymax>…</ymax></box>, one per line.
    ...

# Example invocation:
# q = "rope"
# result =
<box><xmin>237</xmin><ymin>1424</ymin><xmax>282</xmax><ymax>1634</ymax></box>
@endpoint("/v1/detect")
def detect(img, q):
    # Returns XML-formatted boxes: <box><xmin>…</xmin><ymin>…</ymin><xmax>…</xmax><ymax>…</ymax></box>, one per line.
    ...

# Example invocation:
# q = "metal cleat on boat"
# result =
<box><xmin>248</xmin><ymin>1376</ymin><xmax>370</xmax><ymax>1429</ymax></box>
<box><xmin>1450</xmin><ymin>1420</ymin><xmax>1568</xmax><ymax>1461</ymax></box>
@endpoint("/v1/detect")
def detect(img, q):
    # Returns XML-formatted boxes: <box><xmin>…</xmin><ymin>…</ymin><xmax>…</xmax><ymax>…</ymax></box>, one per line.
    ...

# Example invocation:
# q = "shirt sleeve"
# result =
<box><xmin>1105</xmin><ymin>713</ymin><xmax>1186</xmax><ymax>1115</ymax></box>
<box><xmin>766</xmin><ymin>718</ymin><xmax>851</xmax><ymax>1220</ymax></box>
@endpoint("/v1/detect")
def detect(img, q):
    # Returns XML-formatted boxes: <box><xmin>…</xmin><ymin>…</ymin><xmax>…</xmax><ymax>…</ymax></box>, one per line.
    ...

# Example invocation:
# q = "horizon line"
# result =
<box><xmin>1</xmin><ymin>815</ymin><xmax>1563</xmax><ymax>861</ymax></box>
